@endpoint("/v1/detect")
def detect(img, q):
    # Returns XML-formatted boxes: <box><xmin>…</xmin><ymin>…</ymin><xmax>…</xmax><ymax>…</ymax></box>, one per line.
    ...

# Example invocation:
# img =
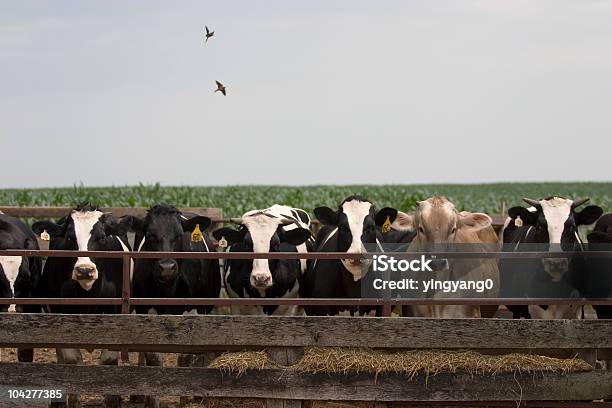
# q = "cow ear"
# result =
<box><xmin>31</xmin><ymin>220</ymin><xmax>64</xmax><ymax>237</ymax></box>
<box><xmin>375</xmin><ymin>207</ymin><xmax>398</xmax><ymax>227</ymax></box>
<box><xmin>575</xmin><ymin>205</ymin><xmax>603</xmax><ymax>226</ymax></box>
<box><xmin>212</xmin><ymin>227</ymin><xmax>244</xmax><ymax>245</ymax></box>
<box><xmin>281</xmin><ymin>227</ymin><xmax>312</xmax><ymax>246</ymax></box>
<box><xmin>182</xmin><ymin>216</ymin><xmax>212</xmax><ymax>233</ymax></box>
<box><xmin>459</xmin><ymin>212</ymin><xmax>492</xmax><ymax>231</ymax></box>
<box><xmin>508</xmin><ymin>207</ymin><xmax>537</xmax><ymax>226</ymax></box>
<box><xmin>107</xmin><ymin>216</ymin><xmax>133</xmax><ymax>236</ymax></box>
<box><xmin>391</xmin><ymin>211</ymin><xmax>415</xmax><ymax>231</ymax></box>
<box><xmin>314</xmin><ymin>207</ymin><xmax>338</xmax><ymax>225</ymax></box>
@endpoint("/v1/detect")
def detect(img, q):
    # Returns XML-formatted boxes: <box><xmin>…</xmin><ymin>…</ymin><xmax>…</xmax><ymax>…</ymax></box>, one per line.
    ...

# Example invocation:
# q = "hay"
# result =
<box><xmin>292</xmin><ymin>348</ymin><xmax>592</xmax><ymax>379</ymax></box>
<box><xmin>208</xmin><ymin>351</ymin><xmax>269</xmax><ymax>377</ymax></box>
<box><xmin>208</xmin><ymin>348</ymin><xmax>592</xmax><ymax>380</ymax></box>
<box><xmin>189</xmin><ymin>399</ymin><xmax>370</xmax><ymax>408</ymax></box>
<box><xmin>190</xmin><ymin>397</ymin><xmax>265</xmax><ymax>408</ymax></box>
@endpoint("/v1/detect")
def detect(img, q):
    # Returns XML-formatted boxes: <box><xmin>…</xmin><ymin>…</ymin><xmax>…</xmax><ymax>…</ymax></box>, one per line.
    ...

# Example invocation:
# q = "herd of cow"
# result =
<box><xmin>1</xmin><ymin>194</ymin><xmax>612</xmax><ymax>406</ymax></box>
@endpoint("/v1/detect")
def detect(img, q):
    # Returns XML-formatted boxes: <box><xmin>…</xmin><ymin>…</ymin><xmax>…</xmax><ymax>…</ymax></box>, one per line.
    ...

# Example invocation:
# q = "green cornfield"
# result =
<box><xmin>1</xmin><ymin>183</ymin><xmax>611</xmax><ymax>217</ymax></box>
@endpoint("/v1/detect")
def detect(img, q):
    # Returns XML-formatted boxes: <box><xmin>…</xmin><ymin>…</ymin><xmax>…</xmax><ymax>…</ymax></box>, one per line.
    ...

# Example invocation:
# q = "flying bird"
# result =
<box><xmin>204</xmin><ymin>26</ymin><xmax>214</xmax><ymax>43</ymax></box>
<box><xmin>215</xmin><ymin>81</ymin><xmax>226</xmax><ymax>96</ymax></box>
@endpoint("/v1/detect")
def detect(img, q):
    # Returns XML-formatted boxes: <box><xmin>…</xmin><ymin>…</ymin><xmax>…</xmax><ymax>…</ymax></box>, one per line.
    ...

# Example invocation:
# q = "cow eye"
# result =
<box><xmin>451</xmin><ymin>227</ymin><xmax>456</xmax><ymax>234</ymax></box>
<box><xmin>418</xmin><ymin>227</ymin><xmax>425</xmax><ymax>234</ymax></box>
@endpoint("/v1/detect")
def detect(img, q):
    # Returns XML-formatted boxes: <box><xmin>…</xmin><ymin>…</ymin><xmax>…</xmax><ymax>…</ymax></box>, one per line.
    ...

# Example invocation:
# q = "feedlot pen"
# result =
<box><xmin>0</xmin><ymin>207</ymin><xmax>611</xmax><ymax>407</ymax></box>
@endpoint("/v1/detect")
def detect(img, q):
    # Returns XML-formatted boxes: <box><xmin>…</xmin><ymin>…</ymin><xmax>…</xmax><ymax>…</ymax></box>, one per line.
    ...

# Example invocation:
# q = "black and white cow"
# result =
<box><xmin>213</xmin><ymin>205</ymin><xmax>312</xmax><ymax>316</ymax></box>
<box><xmin>31</xmin><ymin>203</ymin><xmax>132</xmax><ymax>408</ymax></box>
<box><xmin>0</xmin><ymin>212</ymin><xmax>43</xmax><ymax>362</ymax></box>
<box><xmin>585</xmin><ymin>213</ymin><xmax>612</xmax><ymax>320</ymax></box>
<box><xmin>500</xmin><ymin>197</ymin><xmax>602</xmax><ymax>319</ymax></box>
<box><xmin>300</xmin><ymin>195</ymin><xmax>397</xmax><ymax>316</ymax></box>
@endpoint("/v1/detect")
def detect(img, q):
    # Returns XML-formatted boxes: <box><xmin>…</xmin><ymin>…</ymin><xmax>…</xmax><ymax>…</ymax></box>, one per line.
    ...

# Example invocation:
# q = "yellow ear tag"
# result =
<box><xmin>218</xmin><ymin>236</ymin><xmax>228</xmax><ymax>249</ymax></box>
<box><xmin>40</xmin><ymin>230</ymin><xmax>50</xmax><ymax>241</ymax></box>
<box><xmin>514</xmin><ymin>215</ymin><xmax>523</xmax><ymax>228</ymax></box>
<box><xmin>382</xmin><ymin>216</ymin><xmax>392</xmax><ymax>233</ymax></box>
<box><xmin>191</xmin><ymin>224</ymin><xmax>203</xmax><ymax>242</ymax></box>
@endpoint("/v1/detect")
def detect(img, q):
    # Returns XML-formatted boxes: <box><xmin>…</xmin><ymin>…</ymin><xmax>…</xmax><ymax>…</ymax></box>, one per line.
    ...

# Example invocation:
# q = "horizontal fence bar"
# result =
<box><xmin>0</xmin><ymin>205</ymin><xmax>507</xmax><ymax>224</ymax></box>
<box><xmin>2</xmin><ymin>297</ymin><xmax>612</xmax><ymax>306</ymax></box>
<box><xmin>0</xmin><ymin>298</ymin><xmax>122</xmax><ymax>305</ymax></box>
<box><xmin>3</xmin><ymin>249</ymin><xmax>612</xmax><ymax>259</ymax></box>
<box><xmin>1</xmin><ymin>314</ymin><xmax>611</xmax><ymax>349</ymax></box>
<box><xmin>0</xmin><ymin>364</ymin><xmax>610</xmax><ymax>401</ymax></box>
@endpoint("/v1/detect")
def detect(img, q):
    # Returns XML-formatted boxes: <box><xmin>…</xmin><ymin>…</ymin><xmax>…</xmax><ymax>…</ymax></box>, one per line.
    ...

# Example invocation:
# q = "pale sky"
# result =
<box><xmin>1</xmin><ymin>0</ymin><xmax>611</xmax><ymax>188</ymax></box>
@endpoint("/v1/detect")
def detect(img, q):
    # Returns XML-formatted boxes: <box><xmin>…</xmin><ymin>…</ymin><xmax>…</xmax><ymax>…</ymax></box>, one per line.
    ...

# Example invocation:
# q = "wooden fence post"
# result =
<box><xmin>120</xmin><ymin>254</ymin><xmax>131</xmax><ymax>361</ymax></box>
<box><xmin>266</xmin><ymin>347</ymin><xmax>303</xmax><ymax>408</ymax></box>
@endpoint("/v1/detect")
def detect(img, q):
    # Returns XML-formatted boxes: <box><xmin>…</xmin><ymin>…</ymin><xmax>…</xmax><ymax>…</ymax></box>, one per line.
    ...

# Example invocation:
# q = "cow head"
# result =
<box><xmin>392</xmin><ymin>196</ymin><xmax>494</xmax><ymax>271</ymax></box>
<box><xmin>32</xmin><ymin>203</ymin><xmax>132</xmax><ymax>291</ymax></box>
<box><xmin>130</xmin><ymin>205</ymin><xmax>211</xmax><ymax>284</ymax></box>
<box><xmin>314</xmin><ymin>195</ymin><xmax>396</xmax><ymax>278</ymax></box>
<box><xmin>508</xmin><ymin>197</ymin><xmax>602</xmax><ymax>281</ymax></box>
<box><xmin>213</xmin><ymin>209</ymin><xmax>311</xmax><ymax>294</ymax></box>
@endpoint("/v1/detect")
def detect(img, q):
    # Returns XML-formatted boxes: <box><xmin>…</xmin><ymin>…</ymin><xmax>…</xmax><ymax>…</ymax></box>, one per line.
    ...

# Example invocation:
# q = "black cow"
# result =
<box><xmin>300</xmin><ymin>195</ymin><xmax>397</xmax><ymax>316</ymax></box>
<box><xmin>129</xmin><ymin>204</ymin><xmax>221</xmax><ymax>406</ymax></box>
<box><xmin>0</xmin><ymin>213</ymin><xmax>43</xmax><ymax>362</ymax></box>
<box><xmin>31</xmin><ymin>203</ymin><xmax>132</xmax><ymax>408</ymax></box>
<box><xmin>585</xmin><ymin>213</ymin><xmax>612</xmax><ymax>320</ymax></box>
<box><xmin>213</xmin><ymin>205</ymin><xmax>312</xmax><ymax>316</ymax></box>
<box><xmin>130</xmin><ymin>205</ymin><xmax>221</xmax><ymax>315</ymax></box>
<box><xmin>500</xmin><ymin>197</ymin><xmax>602</xmax><ymax>319</ymax></box>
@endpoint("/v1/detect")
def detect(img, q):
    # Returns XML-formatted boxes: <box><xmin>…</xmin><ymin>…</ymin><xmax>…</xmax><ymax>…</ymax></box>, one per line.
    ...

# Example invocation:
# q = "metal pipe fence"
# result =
<box><xmin>1</xmin><ymin>249</ymin><xmax>612</xmax><ymax>313</ymax></box>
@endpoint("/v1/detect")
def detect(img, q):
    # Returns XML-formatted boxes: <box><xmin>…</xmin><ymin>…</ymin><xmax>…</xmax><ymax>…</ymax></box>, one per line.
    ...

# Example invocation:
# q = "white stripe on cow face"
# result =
<box><xmin>539</xmin><ymin>198</ymin><xmax>573</xmax><ymax>281</ymax></box>
<box><xmin>71</xmin><ymin>210</ymin><xmax>103</xmax><ymax>291</ymax></box>
<box><xmin>341</xmin><ymin>200</ymin><xmax>372</xmax><ymax>280</ymax></box>
<box><xmin>342</xmin><ymin>200</ymin><xmax>372</xmax><ymax>254</ymax></box>
<box><xmin>539</xmin><ymin>198</ymin><xmax>573</xmax><ymax>245</ymax></box>
<box><xmin>0</xmin><ymin>255</ymin><xmax>22</xmax><ymax>312</ymax></box>
<box><xmin>242</xmin><ymin>213</ymin><xmax>283</xmax><ymax>294</ymax></box>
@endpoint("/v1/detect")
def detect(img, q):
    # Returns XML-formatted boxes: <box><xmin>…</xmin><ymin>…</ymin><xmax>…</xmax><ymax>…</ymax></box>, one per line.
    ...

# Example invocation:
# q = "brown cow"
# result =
<box><xmin>392</xmin><ymin>196</ymin><xmax>500</xmax><ymax>318</ymax></box>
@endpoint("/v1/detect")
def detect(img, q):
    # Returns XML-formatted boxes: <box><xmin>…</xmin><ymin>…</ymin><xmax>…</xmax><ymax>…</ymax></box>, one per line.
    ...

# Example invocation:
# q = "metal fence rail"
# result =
<box><xmin>2</xmin><ymin>249</ymin><xmax>612</xmax><ymax>312</ymax></box>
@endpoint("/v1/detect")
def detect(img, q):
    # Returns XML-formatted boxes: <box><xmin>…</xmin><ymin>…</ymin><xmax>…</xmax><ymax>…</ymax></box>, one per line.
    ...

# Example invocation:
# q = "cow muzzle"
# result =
<box><xmin>542</xmin><ymin>258</ymin><xmax>569</xmax><ymax>282</ymax></box>
<box><xmin>250</xmin><ymin>272</ymin><xmax>272</xmax><ymax>289</ymax></box>
<box><xmin>155</xmin><ymin>259</ymin><xmax>178</xmax><ymax>283</ymax></box>
<box><xmin>72</xmin><ymin>261</ymin><xmax>99</xmax><ymax>290</ymax></box>
<box><xmin>73</xmin><ymin>265</ymin><xmax>97</xmax><ymax>281</ymax></box>
<box><xmin>341</xmin><ymin>256</ymin><xmax>372</xmax><ymax>282</ymax></box>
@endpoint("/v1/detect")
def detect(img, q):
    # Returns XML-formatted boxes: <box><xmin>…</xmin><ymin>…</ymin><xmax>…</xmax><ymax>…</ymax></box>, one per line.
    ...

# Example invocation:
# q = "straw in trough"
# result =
<box><xmin>208</xmin><ymin>348</ymin><xmax>592</xmax><ymax>380</ymax></box>
<box><xmin>191</xmin><ymin>397</ymin><xmax>265</xmax><ymax>408</ymax></box>
<box><xmin>292</xmin><ymin>347</ymin><xmax>592</xmax><ymax>380</ymax></box>
<box><xmin>208</xmin><ymin>351</ymin><xmax>270</xmax><ymax>377</ymax></box>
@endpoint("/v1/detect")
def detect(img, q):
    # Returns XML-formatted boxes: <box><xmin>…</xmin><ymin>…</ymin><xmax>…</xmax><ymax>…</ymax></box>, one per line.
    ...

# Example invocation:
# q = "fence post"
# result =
<box><xmin>121</xmin><ymin>254</ymin><xmax>131</xmax><ymax>361</ymax></box>
<box><xmin>266</xmin><ymin>347</ymin><xmax>303</xmax><ymax>408</ymax></box>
